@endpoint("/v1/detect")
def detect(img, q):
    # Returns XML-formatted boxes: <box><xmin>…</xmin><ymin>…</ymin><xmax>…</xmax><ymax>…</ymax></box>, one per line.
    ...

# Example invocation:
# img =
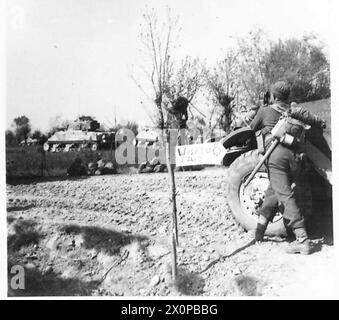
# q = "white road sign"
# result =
<box><xmin>176</xmin><ymin>142</ymin><xmax>227</xmax><ymax>166</ymax></box>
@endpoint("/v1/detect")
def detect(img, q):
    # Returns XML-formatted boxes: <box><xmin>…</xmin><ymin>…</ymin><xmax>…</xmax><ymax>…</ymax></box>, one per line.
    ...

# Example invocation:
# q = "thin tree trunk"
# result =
<box><xmin>41</xmin><ymin>152</ymin><xmax>44</xmax><ymax>177</ymax></box>
<box><xmin>165</xmin><ymin>129</ymin><xmax>178</xmax><ymax>281</ymax></box>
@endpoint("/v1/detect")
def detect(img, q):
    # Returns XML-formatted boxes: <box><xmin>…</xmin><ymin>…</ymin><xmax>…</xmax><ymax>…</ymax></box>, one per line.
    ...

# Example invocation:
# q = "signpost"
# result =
<box><xmin>167</xmin><ymin>141</ymin><xmax>226</xmax><ymax>283</ymax></box>
<box><xmin>175</xmin><ymin>142</ymin><xmax>227</xmax><ymax>167</ymax></box>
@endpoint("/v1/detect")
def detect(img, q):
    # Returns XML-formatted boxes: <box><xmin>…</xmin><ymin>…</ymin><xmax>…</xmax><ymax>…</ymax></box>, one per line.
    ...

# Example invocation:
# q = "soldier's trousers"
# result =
<box><xmin>258</xmin><ymin>144</ymin><xmax>305</xmax><ymax>230</ymax></box>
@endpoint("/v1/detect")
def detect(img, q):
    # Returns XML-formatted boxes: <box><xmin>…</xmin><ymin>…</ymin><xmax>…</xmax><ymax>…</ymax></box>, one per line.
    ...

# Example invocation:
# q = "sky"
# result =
<box><xmin>5</xmin><ymin>0</ymin><xmax>338</xmax><ymax>132</ymax></box>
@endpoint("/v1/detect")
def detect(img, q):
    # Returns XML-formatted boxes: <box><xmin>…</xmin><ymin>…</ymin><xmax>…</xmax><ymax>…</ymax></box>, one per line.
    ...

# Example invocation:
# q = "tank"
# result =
<box><xmin>44</xmin><ymin>116</ymin><xmax>115</xmax><ymax>152</ymax></box>
<box><xmin>136</xmin><ymin>127</ymin><xmax>161</xmax><ymax>147</ymax></box>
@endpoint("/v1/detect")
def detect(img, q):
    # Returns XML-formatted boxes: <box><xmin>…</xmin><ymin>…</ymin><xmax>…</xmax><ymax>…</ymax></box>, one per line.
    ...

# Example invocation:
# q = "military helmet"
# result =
<box><xmin>290</xmin><ymin>101</ymin><xmax>298</xmax><ymax>109</ymax></box>
<box><xmin>271</xmin><ymin>81</ymin><xmax>291</xmax><ymax>101</ymax></box>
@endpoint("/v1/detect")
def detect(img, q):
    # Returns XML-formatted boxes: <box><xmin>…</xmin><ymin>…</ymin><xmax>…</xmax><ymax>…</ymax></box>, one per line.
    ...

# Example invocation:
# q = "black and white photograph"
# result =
<box><xmin>2</xmin><ymin>0</ymin><xmax>338</xmax><ymax>300</ymax></box>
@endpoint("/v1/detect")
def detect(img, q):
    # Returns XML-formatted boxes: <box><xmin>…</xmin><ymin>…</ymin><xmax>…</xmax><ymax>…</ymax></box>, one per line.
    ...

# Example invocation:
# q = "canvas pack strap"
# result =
<box><xmin>269</xmin><ymin>103</ymin><xmax>289</xmax><ymax>115</ymax></box>
<box><xmin>270</xmin><ymin>103</ymin><xmax>311</xmax><ymax>130</ymax></box>
<box><xmin>287</xmin><ymin>117</ymin><xmax>311</xmax><ymax>130</ymax></box>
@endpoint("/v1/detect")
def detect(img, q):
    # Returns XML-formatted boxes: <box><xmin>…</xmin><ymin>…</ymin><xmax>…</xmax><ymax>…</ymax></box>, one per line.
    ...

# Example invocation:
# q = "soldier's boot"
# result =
<box><xmin>254</xmin><ymin>215</ymin><xmax>269</xmax><ymax>242</ymax></box>
<box><xmin>285</xmin><ymin>228</ymin><xmax>312</xmax><ymax>255</ymax></box>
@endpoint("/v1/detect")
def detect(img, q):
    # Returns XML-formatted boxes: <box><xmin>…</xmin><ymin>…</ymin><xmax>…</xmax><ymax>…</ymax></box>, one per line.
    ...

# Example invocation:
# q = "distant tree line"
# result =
<box><xmin>6</xmin><ymin>115</ymin><xmax>139</xmax><ymax>147</ymax></box>
<box><xmin>135</xmin><ymin>7</ymin><xmax>330</xmax><ymax>134</ymax></box>
<box><xmin>205</xmin><ymin>31</ymin><xmax>330</xmax><ymax>133</ymax></box>
<box><xmin>6</xmin><ymin>16</ymin><xmax>330</xmax><ymax>146</ymax></box>
<box><xmin>5</xmin><ymin>116</ymin><xmax>48</xmax><ymax>147</ymax></box>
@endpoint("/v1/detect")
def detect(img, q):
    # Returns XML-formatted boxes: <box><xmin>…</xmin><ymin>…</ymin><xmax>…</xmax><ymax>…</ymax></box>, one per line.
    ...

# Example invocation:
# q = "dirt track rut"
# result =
<box><xmin>7</xmin><ymin>168</ymin><xmax>336</xmax><ymax>297</ymax></box>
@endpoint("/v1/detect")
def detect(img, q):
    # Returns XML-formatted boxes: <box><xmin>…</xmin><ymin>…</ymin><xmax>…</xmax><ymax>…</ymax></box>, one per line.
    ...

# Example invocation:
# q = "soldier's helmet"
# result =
<box><xmin>290</xmin><ymin>102</ymin><xmax>298</xmax><ymax>109</ymax></box>
<box><xmin>271</xmin><ymin>81</ymin><xmax>291</xmax><ymax>101</ymax></box>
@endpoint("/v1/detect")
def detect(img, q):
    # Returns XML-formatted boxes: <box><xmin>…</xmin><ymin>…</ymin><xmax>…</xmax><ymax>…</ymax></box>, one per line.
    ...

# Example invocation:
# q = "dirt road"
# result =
<box><xmin>7</xmin><ymin>168</ymin><xmax>336</xmax><ymax>297</ymax></box>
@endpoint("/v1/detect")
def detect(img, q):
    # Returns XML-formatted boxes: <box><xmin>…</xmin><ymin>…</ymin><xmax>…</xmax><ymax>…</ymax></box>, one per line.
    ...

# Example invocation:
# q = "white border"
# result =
<box><xmin>2</xmin><ymin>0</ymin><xmax>339</xmax><ymax>300</ymax></box>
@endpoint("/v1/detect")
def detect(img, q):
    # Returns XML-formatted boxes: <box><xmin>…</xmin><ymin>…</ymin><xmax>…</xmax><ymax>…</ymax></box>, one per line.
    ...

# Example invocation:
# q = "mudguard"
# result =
<box><xmin>219</xmin><ymin>127</ymin><xmax>257</xmax><ymax>166</ymax></box>
<box><xmin>219</xmin><ymin>127</ymin><xmax>256</xmax><ymax>149</ymax></box>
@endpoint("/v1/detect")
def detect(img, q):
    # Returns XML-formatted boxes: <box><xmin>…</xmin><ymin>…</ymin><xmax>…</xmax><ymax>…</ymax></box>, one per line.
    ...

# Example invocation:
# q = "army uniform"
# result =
<box><xmin>250</xmin><ymin>81</ymin><xmax>325</xmax><ymax>254</ymax></box>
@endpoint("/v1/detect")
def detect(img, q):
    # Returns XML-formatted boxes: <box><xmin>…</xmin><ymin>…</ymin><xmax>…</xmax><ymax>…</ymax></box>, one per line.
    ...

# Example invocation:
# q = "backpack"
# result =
<box><xmin>270</xmin><ymin>106</ymin><xmax>311</xmax><ymax>147</ymax></box>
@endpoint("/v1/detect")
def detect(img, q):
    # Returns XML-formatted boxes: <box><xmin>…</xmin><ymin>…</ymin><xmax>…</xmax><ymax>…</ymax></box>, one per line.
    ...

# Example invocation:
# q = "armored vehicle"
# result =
<box><xmin>44</xmin><ymin>116</ymin><xmax>115</xmax><ymax>152</ymax></box>
<box><xmin>174</xmin><ymin>98</ymin><xmax>331</xmax><ymax>236</ymax></box>
<box><xmin>226</xmin><ymin>98</ymin><xmax>331</xmax><ymax>235</ymax></box>
<box><xmin>136</xmin><ymin>127</ymin><xmax>160</xmax><ymax>147</ymax></box>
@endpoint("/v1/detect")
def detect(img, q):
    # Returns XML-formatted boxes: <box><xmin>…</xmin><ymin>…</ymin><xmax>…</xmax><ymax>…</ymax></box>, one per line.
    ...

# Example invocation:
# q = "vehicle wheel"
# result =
<box><xmin>43</xmin><ymin>143</ymin><xmax>50</xmax><ymax>151</ymax></box>
<box><xmin>226</xmin><ymin>150</ymin><xmax>312</xmax><ymax>236</ymax></box>
<box><xmin>54</xmin><ymin>144</ymin><xmax>63</xmax><ymax>152</ymax></box>
<box><xmin>64</xmin><ymin>144</ymin><xmax>72</xmax><ymax>152</ymax></box>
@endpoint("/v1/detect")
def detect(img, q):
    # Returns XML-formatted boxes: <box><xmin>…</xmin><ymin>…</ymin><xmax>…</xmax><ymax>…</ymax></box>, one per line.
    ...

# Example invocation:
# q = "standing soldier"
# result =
<box><xmin>250</xmin><ymin>81</ymin><xmax>325</xmax><ymax>254</ymax></box>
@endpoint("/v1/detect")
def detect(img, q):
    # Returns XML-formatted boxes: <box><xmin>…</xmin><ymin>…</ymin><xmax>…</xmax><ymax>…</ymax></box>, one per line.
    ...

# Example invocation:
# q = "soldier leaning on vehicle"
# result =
<box><xmin>249</xmin><ymin>80</ymin><xmax>325</xmax><ymax>255</ymax></box>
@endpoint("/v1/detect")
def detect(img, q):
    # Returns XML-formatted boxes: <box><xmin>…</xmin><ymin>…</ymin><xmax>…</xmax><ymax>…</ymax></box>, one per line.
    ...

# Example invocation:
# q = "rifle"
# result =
<box><xmin>243</xmin><ymin>114</ymin><xmax>308</xmax><ymax>187</ymax></box>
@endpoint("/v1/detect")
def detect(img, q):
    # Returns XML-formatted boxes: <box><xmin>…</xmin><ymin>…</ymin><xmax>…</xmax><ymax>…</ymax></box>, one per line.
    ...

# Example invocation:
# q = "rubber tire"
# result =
<box><xmin>227</xmin><ymin>150</ymin><xmax>284</xmax><ymax>236</ymax></box>
<box><xmin>43</xmin><ymin>143</ymin><xmax>50</xmax><ymax>151</ymax></box>
<box><xmin>227</xmin><ymin>150</ymin><xmax>313</xmax><ymax>236</ymax></box>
